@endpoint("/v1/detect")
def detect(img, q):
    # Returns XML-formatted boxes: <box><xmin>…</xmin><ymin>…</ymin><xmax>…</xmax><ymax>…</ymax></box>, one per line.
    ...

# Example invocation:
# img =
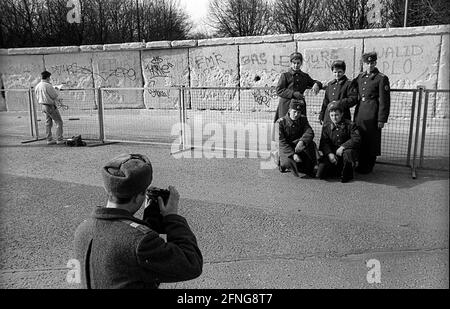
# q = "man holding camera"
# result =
<box><xmin>74</xmin><ymin>153</ymin><xmax>203</xmax><ymax>289</ymax></box>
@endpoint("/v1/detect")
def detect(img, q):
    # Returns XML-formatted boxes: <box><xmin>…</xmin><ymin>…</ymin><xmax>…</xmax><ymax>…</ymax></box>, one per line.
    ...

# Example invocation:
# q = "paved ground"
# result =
<box><xmin>0</xmin><ymin>135</ymin><xmax>448</xmax><ymax>289</ymax></box>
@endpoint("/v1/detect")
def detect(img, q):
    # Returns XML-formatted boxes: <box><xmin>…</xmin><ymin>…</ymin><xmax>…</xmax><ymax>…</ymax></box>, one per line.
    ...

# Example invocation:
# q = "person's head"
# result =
<box><xmin>331</xmin><ymin>60</ymin><xmax>346</xmax><ymax>80</ymax></box>
<box><xmin>288</xmin><ymin>99</ymin><xmax>304</xmax><ymax>120</ymax></box>
<box><xmin>102</xmin><ymin>153</ymin><xmax>153</xmax><ymax>214</ymax></box>
<box><xmin>41</xmin><ymin>70</ymin><xmax>51</xmax><ymax>81</ymax></box>
<box><xmin>362</xmin><ymin>52</ymin><xmax>377</xmax><ymax>73</ymax></box>
<box><xmin>290</xmin><ymin>52</ymin><xmax>303</xmax><ymax>71</ymax></box>
<box><xmin>328</xmin><ymin>103</ymin><xmax>344</xmax><ymax>124</ymax></box>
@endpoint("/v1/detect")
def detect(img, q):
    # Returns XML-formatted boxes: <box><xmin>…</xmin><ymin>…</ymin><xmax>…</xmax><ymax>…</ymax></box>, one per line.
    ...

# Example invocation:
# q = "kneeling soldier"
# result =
<box><xmin>317</xmin><ymin>103</ymin><xmax>361</xmax><ymax>183</ymax></box>
<box><xmin>278</xmin><ymin>99</ymin><xmax>317</xmax><ymax>177</ymax></box>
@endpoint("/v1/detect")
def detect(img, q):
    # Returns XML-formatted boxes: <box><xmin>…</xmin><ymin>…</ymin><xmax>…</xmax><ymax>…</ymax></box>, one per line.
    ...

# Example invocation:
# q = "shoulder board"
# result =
<box><xmin>344</xmin><ymin>119</ymin><xmax>353</xmax><ymax>125</ymax></box>
<box><xmin>328</xmin><ymin>79</ymin><xmax>337</xmax><ymax>85</ymax></box>
<box><xmin>120</xmin><ymin>219</ymin><xmax>151</xmax><ymax>234</ymax></box>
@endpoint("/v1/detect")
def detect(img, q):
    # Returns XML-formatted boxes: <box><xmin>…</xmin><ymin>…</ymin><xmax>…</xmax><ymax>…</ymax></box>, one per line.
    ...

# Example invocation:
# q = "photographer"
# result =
<box><xmin>74</xmin><ymin>153</ymin><xmax>203</xmax><ymax>289</ymax></box>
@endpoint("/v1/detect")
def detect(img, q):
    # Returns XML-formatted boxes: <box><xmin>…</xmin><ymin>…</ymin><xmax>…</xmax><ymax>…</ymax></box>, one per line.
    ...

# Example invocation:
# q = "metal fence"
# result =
<box><xmin>0</xmin><ymin>86</ymin><xmax>448</xmax><ymax>177</ymax></box>
<box><xmin>418</xmin><ymin>89</ymin><xmax>449</xmax><ymax>171</ymax></box>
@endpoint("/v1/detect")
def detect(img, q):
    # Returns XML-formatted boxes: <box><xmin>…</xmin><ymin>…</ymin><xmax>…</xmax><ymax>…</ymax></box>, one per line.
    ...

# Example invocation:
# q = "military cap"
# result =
<box><xmin>331</xmin><ymin>60</ymin><xmax>346</xmax><ymax>71</ymax></box>
<box><xmin>289</xmin><ymin>98</ymin><xmax>305</xmax><ymax>112</ymax></box>
<box><xmin>328</xmin><ymin>102</ymin><xmax>343</xmax><ymax>113</ymax></box>
<box><xmin>362</xmin><ymin>52</ymin><xmax>377</xmax><ymax>63</ymax></box>
<box><xmin>290</xmin><ymin>52</ymin><xmax>303</xmax><ymax>62</ymax></box>
<box><xmin>102</xmin><ymin>153</ymin><xmax>153</xmax><ymax>198</ymax></box>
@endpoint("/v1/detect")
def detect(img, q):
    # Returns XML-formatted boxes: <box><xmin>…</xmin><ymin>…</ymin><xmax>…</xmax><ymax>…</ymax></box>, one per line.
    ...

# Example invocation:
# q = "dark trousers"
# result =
<box><xmin>357</xmin><ymin>153</ymin><xmax>376</xmax><ymax>173</ymax></box>
<box><xmin>280</xmin><ymin>151</ymin><xmax>315</xmax><ymax>177</ymax></box>
<box><xmin>317</xmin><ymin>149</ymin><xmax>357</xmax><ymax>179</ymax></box>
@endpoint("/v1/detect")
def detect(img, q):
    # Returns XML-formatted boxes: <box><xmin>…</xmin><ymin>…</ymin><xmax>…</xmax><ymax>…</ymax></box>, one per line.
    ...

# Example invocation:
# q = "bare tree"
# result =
<box><xmin>207</xmin><ymin>0</ymin><xmax>274</xmax><ymax>37</ymax></box>
<box><xmin>0</xmin><ymin>0</ymin><xmax>192</xmax><ymax>48</ymax></box>
<box><xmin>140</xmin><ymin>0</ymin><xmax>192</xmax><ymax>41</ymax></box>
<box><xmin>272</xmin><ymin>0</ymin><xmax>323</xmax><ymax>33</ymax></box>
<box><xmin>317</xmin><ymin>0</ymin><xmax>372</xmax><ymax>31</ymax></box>
<box><xmin>386</xmin><ymin>0</ymin><xmax>450</xmax><ymax>27</ymax></box>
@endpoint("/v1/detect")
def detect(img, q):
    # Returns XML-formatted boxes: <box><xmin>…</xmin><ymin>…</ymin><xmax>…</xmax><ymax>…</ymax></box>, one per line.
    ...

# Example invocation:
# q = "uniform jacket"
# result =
<box><xmin>274</xmin><ymin>69</ymin><xmax>322</xmax><ymax>122</ymax></box>
<box><xmin>34</xmin><ymin>81</ymin><xmax>59</xmax><ymax>105</ymax></box>
<box><xmin>319</xmin><ymin>75</ymin><xmax>358</xmax><ymax>125</ymax></box>
<box><xmin>278</xmin><ymin>114</ymin><xmax>315</xmax><ymax>161</ymax></box>
<box><xmin>319</xmin><ymin>119</ymin><xmax>361</xmax><ymax>156</ymax></box>
<box><xmin>74</xmin><ymin>207</ymin><xmax>203</xmax><ymax>289</ymax></box>
<box><xmin>353</xmin><ymin>68</ymin><xmax>390</xmax><ymax>156</ymax></box>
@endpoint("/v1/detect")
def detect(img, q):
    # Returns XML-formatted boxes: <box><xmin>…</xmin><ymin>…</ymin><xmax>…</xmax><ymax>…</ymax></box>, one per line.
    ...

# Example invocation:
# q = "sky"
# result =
<box><xmin>178</xmin><ymin>0</ymin><xmax>212</xmax><ymax>34</ymax></box>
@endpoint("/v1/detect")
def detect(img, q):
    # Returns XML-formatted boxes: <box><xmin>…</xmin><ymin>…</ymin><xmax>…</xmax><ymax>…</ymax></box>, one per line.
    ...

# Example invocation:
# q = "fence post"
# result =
<box><xmin>27</xmin><ymin>88</ymin><xmax>35</xmax><ymax>137</ymax></box>
<box><xmin>411</xmin><ymin>86</ymin><xmax>425</xmax><ymax>179</ymax></box>
<box><xmin>419</xmin><ymin>89</ymin><xmax>430</xmax><ymax>168</ymax></box>
<box><xmin>180</xmin><ymin>86</ymin><xmax>187</xmax><ymax>149</ymax></box>
<box><xmin>177</xmin><ymin>87</ymin><xmax>184</xmax><ymax>149</ymax></box>
<box><xmin>406</xmin><ymin>89</ymin><xmax>417</xmax><ymax>166</ymax></box>
<box><xmin>30</xmin><ymin>87</ymin><xmax>40</xmax><ymax>140</ymax></box>
<box><xmin>97</xmin><ymin>88</ymin><xmax>105</xmax><ymax>142</ymax></box>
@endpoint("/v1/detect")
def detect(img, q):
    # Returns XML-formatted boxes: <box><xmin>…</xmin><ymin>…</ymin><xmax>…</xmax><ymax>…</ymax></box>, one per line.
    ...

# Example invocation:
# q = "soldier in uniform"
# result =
<box><xmin>319</xmin><ymin>60</ymin><xmax>358</xmax><ymax>126</ymax></box>
<box><xmin>274</xmin><ymin>52</ymin><xmax>322</xmax><ymax>122</ymax></box>
<box><xmin>353</xmin><ymin>52</ymin><xmax>390</xmax><ymax>173</ymax></box>
<box><xmin>74</xmin><ymin>153</ymin><xmax>203</xmax><ymax>289</ymax></box>
<box><xmin>317</xmin><ymin>103</ymin><xmax>361</xmax><ymax>183</ymax></box>
<box><xmin>278</xmin><ymin>99</ymin><xmax>317</xmax><ymax>178</ymax></box>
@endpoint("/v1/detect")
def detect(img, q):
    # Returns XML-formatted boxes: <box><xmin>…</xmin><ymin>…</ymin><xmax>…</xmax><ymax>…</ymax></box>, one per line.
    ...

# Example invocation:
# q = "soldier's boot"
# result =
<box><xmin>341</xmin><ymin>162</ymin><xmax>354</xmax><ymax>183</ymax></box>
<box><xmin>316</xmin><ymin>163</ymin><xmax>327</xmax><ymax>179</ymax></box>
<box><xmin>366</xmin><ymin>156</ymin><xmax>376</xmax><ymax>173</ymax></box>
<box><xmin>355</xmin><ymin>160</ymin><xmax>370</xmax><ymax>174</ymax></box>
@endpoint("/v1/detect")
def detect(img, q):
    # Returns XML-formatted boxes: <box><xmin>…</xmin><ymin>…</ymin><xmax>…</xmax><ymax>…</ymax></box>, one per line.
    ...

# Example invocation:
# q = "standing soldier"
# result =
<box><xmin>274</xmin><ymin>52</ymin><xmax>322</xmax><ymax>122</ymax></box>
<box><xmin>319</xmin><ymin>60</ymin><xmax>358</xmax><ymax>126</ymax></box>
<box><xmin>353</xmin><ymin>52</ymin><xmax>390</xmax><ymax>174</ymax></box>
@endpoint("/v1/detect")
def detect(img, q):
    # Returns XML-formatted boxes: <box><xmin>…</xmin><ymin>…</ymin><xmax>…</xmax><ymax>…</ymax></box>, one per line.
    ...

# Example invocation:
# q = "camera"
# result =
<box><xmin>143</xmin><ymin>187</ymin><xmax>170</xmax><ymax>234</ymax></box>
<box><xmin>146</xmin><ymin>187</ymin><xmax>170</xmax><ymax>205</ymax></box>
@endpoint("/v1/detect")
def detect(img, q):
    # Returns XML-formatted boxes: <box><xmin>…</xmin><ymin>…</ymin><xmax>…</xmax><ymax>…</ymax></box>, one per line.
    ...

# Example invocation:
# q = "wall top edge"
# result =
<box><xmin>3</xmin><ymin>25</ymin><xmax>448</xmax><ymax>55</ymax></box>
<box><xmin>294</xmin><ymin>24</ymin><xmax>450</xmax><ymax>41</ymax></box>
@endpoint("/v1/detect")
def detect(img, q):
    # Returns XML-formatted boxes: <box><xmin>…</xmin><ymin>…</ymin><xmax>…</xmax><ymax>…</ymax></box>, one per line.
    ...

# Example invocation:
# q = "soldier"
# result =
<box><xmin>274</xmin><ymin>52</ymin><xmax>322</xmax><ymax>122</ymax></box>
<box><xmin>278</xmin><ymin>99</ymin><xmax>317</xmax><ymax>178</ymax></box>
<box><xmin>353</xmin><ymin>52</ymin><xmax>390</xmax><ymax>174</ymax></box>
<box><xmin>74</xmin><ymin>153</ymin><xmax>203</xmax><ymax>289</ymax></box>
<box><xmin>317</xmin><ymin>103</ymin><xmax>361</xmax><ymax>183</ymax></box>
<box><xmin>319</xmin><ymin>60</ymin><xmax>358</xmax><ymax>126</ymax></box>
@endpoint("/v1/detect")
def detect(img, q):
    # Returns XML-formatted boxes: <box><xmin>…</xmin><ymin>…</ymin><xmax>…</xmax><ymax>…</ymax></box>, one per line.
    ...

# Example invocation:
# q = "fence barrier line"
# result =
<box><xmin>1</xmin><ymin>86</ymin><xmax>448</xmax><ymax>177</ymax></box>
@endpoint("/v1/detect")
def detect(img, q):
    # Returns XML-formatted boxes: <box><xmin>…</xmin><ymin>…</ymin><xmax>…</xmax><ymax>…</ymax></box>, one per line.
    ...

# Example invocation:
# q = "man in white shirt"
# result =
<box><xmin>34</xmin><ymin>71</ymin><xmax>64</xmax><ymax>144</ymax></box>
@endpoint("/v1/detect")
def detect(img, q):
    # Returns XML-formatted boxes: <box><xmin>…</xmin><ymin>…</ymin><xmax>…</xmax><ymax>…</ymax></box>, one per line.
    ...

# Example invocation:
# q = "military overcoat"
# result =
<box><xmin>353</xmin><ymin>68</ymin><xmax>390</xmax><ymax>156</ymax></box>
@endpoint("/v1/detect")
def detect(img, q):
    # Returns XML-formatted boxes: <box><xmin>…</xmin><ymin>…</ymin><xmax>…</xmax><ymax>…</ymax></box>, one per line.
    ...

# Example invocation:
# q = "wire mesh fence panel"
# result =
<box><xmin>419</xmin><ymin>90</ymin><xmax>449</xmax><ymax>171</ymax></box>
<box><xmin>0</xmin><ymin>89</ymin><xmax>33</xmax><ymax>138</ymax></box>
<box><xmin>378</xmin><ymin>90</ymin><xmax>415</xmax><ymax>166</ymax></box>
<box><xmin>184</xmin><ymin>88</ymin><xmax>275</xmax><ymax>156</ymax></box>
<box><xmin>35</xmin><ymin>88</ymin><xmax>100</xmax><ymax>140</ymax></box>
<box><xmin>303</xmin><ymin>89</ymin><xmax>326</xmax><ymax>147</ymax></box>
<box><xmin>101</xmin><ymin>88</ymin><xmax>181</xmax><ymax>144</ymax></box>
